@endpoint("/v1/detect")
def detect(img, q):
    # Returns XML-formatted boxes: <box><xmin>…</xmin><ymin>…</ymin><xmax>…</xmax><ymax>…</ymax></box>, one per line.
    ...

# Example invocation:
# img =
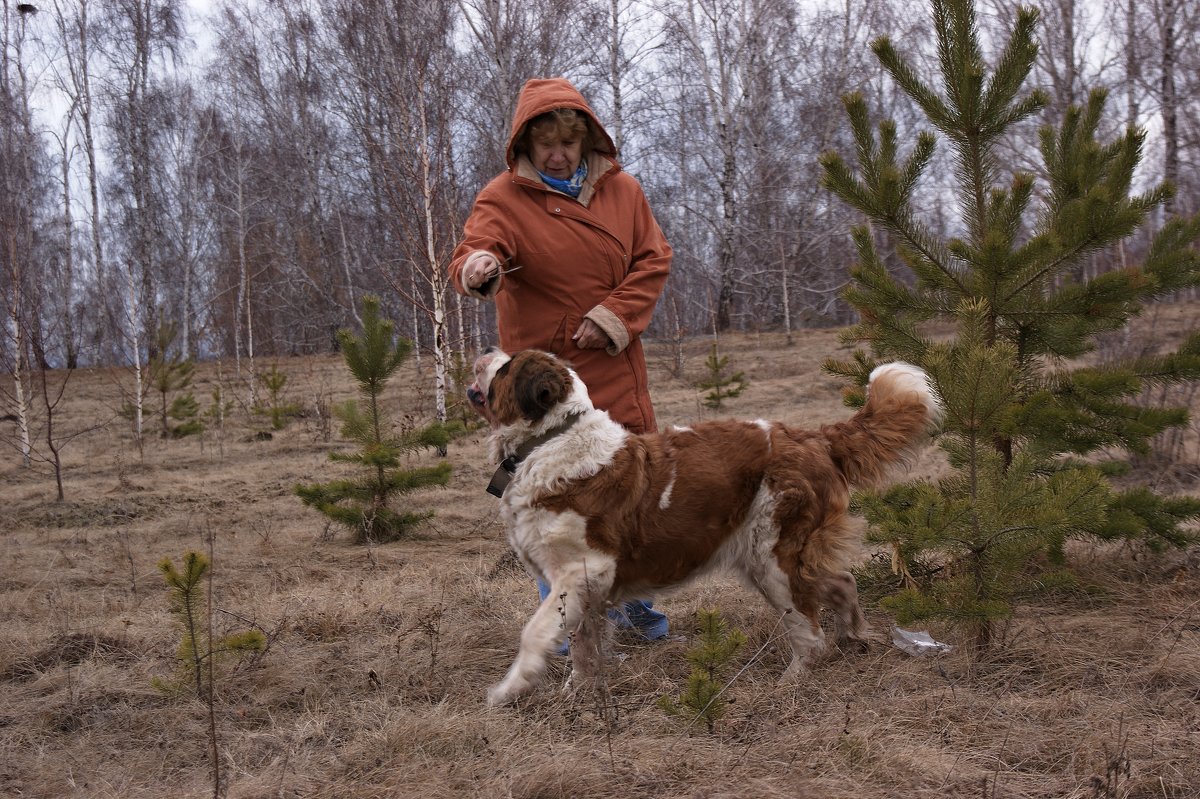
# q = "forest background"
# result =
<box><xmin>4</xmin><ymin>0</ymin><xmax>1200</xmax><ymax>411</ymax></box>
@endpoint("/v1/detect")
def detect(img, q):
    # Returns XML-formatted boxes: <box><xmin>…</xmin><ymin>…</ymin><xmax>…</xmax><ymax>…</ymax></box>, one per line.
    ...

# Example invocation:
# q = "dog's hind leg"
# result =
<box><xmin>487</xmin><ymin>558</ymin><xmax>614</xmax><ymax>706</ymax></box>
<box><xmin>743</xmin><ymin>555</ymin><xmax>826</xmax><ymax>680</ymax></box>
<box><xmin>824</xmin><ymin>571</ymin><xmax>870</xmax><ymax>653</ymax></box>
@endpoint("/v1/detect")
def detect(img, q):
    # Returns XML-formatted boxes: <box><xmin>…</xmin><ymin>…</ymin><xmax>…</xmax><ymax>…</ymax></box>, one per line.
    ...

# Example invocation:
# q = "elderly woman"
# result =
<box><xmin>449</xmin><ymin>77</ymin><xmax>672</xmax><ymax>641</ymax></box>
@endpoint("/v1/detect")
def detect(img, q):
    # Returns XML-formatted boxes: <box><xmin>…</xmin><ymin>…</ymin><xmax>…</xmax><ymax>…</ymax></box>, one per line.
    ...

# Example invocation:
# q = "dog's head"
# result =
<box><xmin>468</xmin><ymin>348</ymin><xmax>573</xmax><ymax>428</ymax></box>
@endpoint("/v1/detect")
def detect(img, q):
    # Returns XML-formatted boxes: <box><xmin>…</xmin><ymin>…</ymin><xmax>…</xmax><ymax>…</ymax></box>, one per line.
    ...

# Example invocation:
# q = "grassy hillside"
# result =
<box><xmin>2</xmin><ymin>312</ymin><xmax>1198</xmax><ymax>798</ymax></box>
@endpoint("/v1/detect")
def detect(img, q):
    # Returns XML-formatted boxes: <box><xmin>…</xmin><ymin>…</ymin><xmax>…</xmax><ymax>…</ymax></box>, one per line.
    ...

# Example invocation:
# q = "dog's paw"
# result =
<box><xmin>486</xmin><ymin>683</ymin><xmax>515</xmax><ymax>707</ymax></box>
<box><xmin>487</xmin><ymin>675</ymin><xmax>531</xmax><ymax>707</ymax></box>
<box><xmin>837</xmin><ymin>637</ymin><xmax>871</xmax><ymax>656</ymax></box>
<box><xmin>780</xmin><ymin>658</ymin><xmax>812</xmax><ymax>684</ymax></box>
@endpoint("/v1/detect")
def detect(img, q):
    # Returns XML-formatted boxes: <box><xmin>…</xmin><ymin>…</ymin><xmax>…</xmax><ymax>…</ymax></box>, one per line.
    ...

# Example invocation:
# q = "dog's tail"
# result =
<box><xmin>823</xmin><ymin>362</ymin><xmax>942</xmax><ymax>489</ymax></box>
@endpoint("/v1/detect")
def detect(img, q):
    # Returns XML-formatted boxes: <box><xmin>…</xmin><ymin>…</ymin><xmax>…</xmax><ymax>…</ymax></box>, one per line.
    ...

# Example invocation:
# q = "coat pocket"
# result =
<box><xmin>549</xmin><ymin>314</ymin><xmax>574</xmax><ymax>355</ymax></box>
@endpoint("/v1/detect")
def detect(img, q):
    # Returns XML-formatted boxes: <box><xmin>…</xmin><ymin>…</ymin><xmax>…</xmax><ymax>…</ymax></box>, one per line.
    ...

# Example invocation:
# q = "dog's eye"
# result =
<box><xmin>496</xmin><ymin>361</ymin><xmax>511</xmax><ymax>379</ymax></box>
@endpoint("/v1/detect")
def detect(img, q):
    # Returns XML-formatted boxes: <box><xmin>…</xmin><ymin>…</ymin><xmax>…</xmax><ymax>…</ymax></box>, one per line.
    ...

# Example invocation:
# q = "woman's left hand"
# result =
<box><xmin>572</xmin><ymin>318</ymin><xmax>612</xmax><ymax>350</ymax></box>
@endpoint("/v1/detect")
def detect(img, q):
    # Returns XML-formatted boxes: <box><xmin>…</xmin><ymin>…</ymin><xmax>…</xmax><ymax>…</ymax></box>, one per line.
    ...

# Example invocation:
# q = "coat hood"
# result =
<box><xmin>505</xmin><ymin>78</ymin><xmax>617</xmax><ymax>169</ymax></box>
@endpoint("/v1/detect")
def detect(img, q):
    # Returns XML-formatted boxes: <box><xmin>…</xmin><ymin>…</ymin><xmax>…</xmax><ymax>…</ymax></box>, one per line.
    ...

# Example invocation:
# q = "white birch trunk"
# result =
<box><xmin>608</xmin><ymin>0</ymin><xmax>624</xmax><ymax>156</ymax></box>
<box><xmin>410</xmin><ymin>267</ymin><xmax>422</xmax><ymax>371</ymax></box>
<box><xmin>66</xmin><ymin>0</ymin><xmax>106</xmax><ymax>355</ymax></box>
<box><xmin>417</xmin><ymin>97</ymin><xmax>448</xmax><ymax>426</ymax></box>
<box><xmin>780</xmin><ymin>243</ymin><xmax>793</xmax><ymax>345</ymax></box>
<box><xmin>339</xmin><ymin>211</ymin><xmax>363</xmax><ymax>328</ymax></box>
<box><xmin>6</xmin><ymin>5</ymin><xmax>34</xmax><ymax>465</ymax></box>
<box><xmin>8</xmin><ymin>314</ymin><xmax>32</xmax><ymax>467</ymax></box>
<box><xmin>454</xmin><ymin>291</ymin><xmax>466</xmax><ymax>357</ymax></box>
<box><xmin>124</xmin><ymin>260</ymin><xmax>145</xmax><ymax>454</ymax></box>
<box><xmin>232</xmin><ymin>141</ymin><xmax>257</xmax><ymax>408</ymax></box>
<box><xmin>57</xmin><ymin>118</ymin><xmax>79</xmax><ymax>367</ymax></box>
<box><xmin>682</xmin><ymin>0</ymin><xmax>738</xmax><ymax>330</ymax></box>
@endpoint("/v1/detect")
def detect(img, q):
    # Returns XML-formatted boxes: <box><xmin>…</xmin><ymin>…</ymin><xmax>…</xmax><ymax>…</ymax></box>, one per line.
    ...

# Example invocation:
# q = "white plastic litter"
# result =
<box><xmin>891</xmin><ymin>626</ymin><xmax>954</xmax><ymax>656</ymax></box>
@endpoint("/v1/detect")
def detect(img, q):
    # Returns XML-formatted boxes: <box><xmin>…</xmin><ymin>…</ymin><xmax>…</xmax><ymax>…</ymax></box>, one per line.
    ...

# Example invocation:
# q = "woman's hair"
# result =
<box><xmin>517</xmin><ymin>108</ymin><xmax>593</xmax><ymax>159</ymax></box>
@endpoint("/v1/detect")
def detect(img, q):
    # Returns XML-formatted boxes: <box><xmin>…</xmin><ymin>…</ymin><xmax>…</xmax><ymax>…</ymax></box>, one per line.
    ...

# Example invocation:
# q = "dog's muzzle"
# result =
<box><xmin>467</xmin><ymin>385</ymin><xmax>486</xmax><ymax>409</ymax></box>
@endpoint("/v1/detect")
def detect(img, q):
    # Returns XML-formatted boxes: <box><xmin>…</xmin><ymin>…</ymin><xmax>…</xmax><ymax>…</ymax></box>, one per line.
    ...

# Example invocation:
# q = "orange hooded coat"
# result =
<box><xmin>449</xmin><ymin>78</ymin><xmax>672</xmax><ymax>434</ymax></box>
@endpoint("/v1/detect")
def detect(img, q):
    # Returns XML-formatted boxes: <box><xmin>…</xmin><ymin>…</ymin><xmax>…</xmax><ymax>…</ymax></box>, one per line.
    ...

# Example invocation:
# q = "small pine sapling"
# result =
<box><xmin>147</xmin><ymin>320</ymin><xmax>197</xmax><ymax>439</ymax></box>
<box><xmin>295</xmin><ymin>295</ymin><xmax>452</xmax><ymax>543</ymax></box>
<box><xmin>153</xmin><ymin>551</ymin><xmax>265</xmax><ymax>698</ymax></box>
<box><xmin>697</xmin><ymin>342</ymin><xmax>748</xmax><ymax>410</ymax></box>
<box><xmin>660</xmin><ymin>608</ymin><xmax>746</xmax><ymax>733</ymax></box>
<box><xmin>169</xmin><ymin>393</ymin><xmax>202</xmax><ymax>438</ymax></box>
<box><xmin>256</xmin><ymin>364</ymin><xmax>302</xmax><ymax>430</ymax></box>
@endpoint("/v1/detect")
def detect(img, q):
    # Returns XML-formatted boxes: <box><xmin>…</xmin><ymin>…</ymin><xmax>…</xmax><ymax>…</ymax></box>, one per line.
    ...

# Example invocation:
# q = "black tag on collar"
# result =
<box><xmin>486</xmin><ymin>456</ymin><xmax>520</xmax><ymax>498</ymax></box>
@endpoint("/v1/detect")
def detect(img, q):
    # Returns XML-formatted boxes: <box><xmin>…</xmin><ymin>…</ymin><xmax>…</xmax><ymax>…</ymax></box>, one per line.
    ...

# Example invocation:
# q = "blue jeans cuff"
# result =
<box><xmin>535</xmin><ymin>579</ymin><xmax>669</xmax><ymax>641</ymax></box>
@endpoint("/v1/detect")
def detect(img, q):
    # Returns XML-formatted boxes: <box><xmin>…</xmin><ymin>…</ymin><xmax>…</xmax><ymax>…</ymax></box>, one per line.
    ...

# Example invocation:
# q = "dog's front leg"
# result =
<box><xmin>780</xmin><ymin>609</ymin><xmax>825</xmax><ymax>680</ymax></box>
<box><xmin>487</xmin><ymin>583</ymin><xmax>582</xmax><ymax>707</ymax></box>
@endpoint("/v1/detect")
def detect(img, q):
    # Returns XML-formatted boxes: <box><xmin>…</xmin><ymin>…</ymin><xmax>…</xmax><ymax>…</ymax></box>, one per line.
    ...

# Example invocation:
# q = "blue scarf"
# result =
<box><xmin>537</xmin><ymin>160</ymin><xmax>588</xmax><ymax>198</ymax></box>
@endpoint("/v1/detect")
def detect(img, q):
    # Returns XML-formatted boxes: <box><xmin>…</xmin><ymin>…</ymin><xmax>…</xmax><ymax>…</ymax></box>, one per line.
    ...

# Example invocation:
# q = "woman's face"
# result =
<box><xmin>530</xmin><ymin>134</ymin><xmax>582</xmax><ymax>180</ymax></box>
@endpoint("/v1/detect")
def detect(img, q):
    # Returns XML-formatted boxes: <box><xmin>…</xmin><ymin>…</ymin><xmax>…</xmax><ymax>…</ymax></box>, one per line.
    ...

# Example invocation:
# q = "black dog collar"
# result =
<box><xmin>485</xmin><ymin>413</ymin><xmax>583</xmax><ymax>498</ymax></box>
<box><xmin>486</xmin><ymin>456</ymin><xmax>520</xmax><ymax>498</ymax></box>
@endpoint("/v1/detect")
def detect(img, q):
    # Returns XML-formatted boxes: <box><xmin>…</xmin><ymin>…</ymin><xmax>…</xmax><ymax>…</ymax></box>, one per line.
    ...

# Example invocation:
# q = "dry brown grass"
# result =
<box><xmin>2</xmin><ymin>316</ymin><xmax>1199</xmax><ymax>799</ymax></box>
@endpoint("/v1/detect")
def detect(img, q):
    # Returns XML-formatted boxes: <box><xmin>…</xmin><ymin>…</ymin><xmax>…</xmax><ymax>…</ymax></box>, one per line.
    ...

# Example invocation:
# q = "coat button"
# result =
<box><xmin>554</xmin><ymin>207</ymin><xmax>561</xmax><ymax>213</ymax></box>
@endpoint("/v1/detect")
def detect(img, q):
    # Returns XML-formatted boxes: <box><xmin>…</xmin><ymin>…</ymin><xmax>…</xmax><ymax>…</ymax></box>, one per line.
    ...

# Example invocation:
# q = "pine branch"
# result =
<box><xmin>979</xmin><ymin>7</ymin><xmax>1042</xmax><ymax>131</ymax></box>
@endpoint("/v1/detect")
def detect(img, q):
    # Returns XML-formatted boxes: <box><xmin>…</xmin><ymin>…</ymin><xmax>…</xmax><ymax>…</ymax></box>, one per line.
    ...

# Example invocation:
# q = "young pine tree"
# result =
<box><xmin>257</xmin><ymin>364</ymin><xmax>302</xmax><ymax>431</ymax></box>
<box><xmin>147</xmin><ymin>320</ymin><xmax>198</xmax><ymax>438</ymax></box>
<box><xmin>659</xmin><ymin>608</ymin><xmax>747</xmax><ymax>733</ymax></box>
<box><xmin>697</xmin><ymin>342</ymin><xmax>749</xmax><ymax>410</ymax></box>
<box><xmin>295</xmin><ymin>296</ymin><xmax>452</xmax><ymax>543</ymax></box>
<box><xmin>168</xmin><ymin>393</ymin><xmax>202</xmax><ymax>438</ymax></box>
<box><xmin>819</xmin><ymin>0</ymin><xmax>1200</xmax><ymax>650</ymax></box>
<box><xmin>154</xmin><ymin>551</ymin><xmax>265</xmax><ymax>698</ymax></box>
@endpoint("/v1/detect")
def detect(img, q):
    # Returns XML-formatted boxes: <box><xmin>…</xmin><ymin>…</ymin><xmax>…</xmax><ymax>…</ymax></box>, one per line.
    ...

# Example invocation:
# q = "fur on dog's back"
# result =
<box><xmin>535</xmin><ymin>362</ymin><xmax>940</xmax><ymax>597</ymax></box>
<box><xmin>538</xmin><ymin>419</ymin><xmax>773</xmax><ymax>591</ymax></box>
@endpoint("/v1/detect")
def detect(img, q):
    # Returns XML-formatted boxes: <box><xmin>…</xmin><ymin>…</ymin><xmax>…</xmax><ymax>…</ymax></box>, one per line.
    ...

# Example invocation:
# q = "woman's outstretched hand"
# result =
<box><xmin>462</xmin><ymin>251</ymin><xmax>499</xmax><ymax>289</ymax></box>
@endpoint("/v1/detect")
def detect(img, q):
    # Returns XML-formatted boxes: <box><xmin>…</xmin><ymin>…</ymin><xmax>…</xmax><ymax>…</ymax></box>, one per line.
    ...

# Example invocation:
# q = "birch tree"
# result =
<box><xmin>207</xmin><ymin>0</ymin><xmax>349</xmax><ymax>357</ymax></box>
<box><xmin>201</xmin><ymin>99</ymin><xmax>263</xmax><ymax>404</ymax></box>
<box><xmin>1</xmin><ymin>2</ymin><xmax>43</xmax><ymax>466</ymax></box>
<box><xmin>655</xmin><ymin>0</ymin><xmax>805</xmax><ymax>331</ymax></box>
<box><xmin>157</xmin><ymin>82</ymin><xmax>217</xmax><ymax>359</ymax></box>
<box><xmin>1157</xmin><ymin>0</ymin><xmax>1181</xmax><ymax>212</ymax></box>
<box><xmin>44</xmin><ymin>120</ymin><xmax>80</xmax><ymax>369</ymax></box>
<box><xmin>48</xmin><ymin>0</ymin><xmax>114</xmax><ymax>361</ymax></box>
<box><xmin>330</xmin><ymin>0</ymin><xmax>462</xmax><ymax>429</ymax></box>
<box><xmin>573</xmin><ymin>0</ymin><xmax>662</xmax><ymax>164</ymax></box>
<box><xmin>98</xmin><ymin>0</ymin><xmax>183</xmax><ymax>452</ymax></box>
<box><xmin>455</xmin><ymin>0</ymin><xmax>586</xmax><ymax>183</ymax></box>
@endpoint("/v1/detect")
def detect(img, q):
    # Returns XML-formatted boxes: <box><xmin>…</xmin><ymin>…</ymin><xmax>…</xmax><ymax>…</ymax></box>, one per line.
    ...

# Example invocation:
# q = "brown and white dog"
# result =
<box><xmin>469</xmin><ymin>347</ymin><xmax>941</xmax><ymax>706</ymax></box>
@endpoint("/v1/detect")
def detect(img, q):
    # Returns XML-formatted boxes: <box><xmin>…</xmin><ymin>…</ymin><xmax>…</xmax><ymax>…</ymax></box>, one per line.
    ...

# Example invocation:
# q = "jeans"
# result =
<box><xmin>536</xmin><ymin>577</ymin><xmax>669</xmax><ymax>653</ymax></box>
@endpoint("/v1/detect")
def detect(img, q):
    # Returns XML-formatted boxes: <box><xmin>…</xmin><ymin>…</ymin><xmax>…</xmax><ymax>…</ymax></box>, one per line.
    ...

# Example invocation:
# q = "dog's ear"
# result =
<box><xmin>514</xmin><ymin>356</ymin><xmax>569</xmax><ymax>422</ymax></box>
